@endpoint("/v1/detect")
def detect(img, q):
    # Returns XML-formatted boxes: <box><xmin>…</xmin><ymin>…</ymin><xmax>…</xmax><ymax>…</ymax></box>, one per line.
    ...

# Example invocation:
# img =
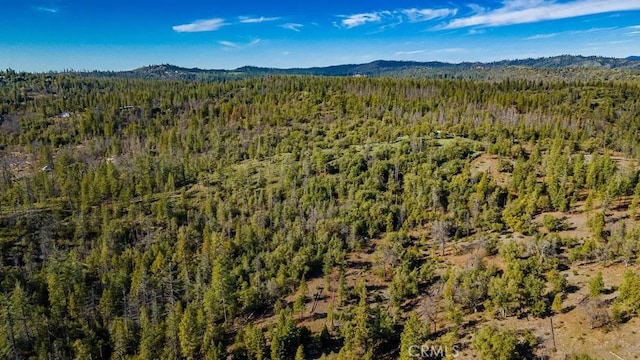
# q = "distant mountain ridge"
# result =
<box><xmin>70</xmin><ymin>55</ymin><xmax>640</xmax><ymax>81</ymax></box>
<box><xmin>491</xmin><ymin>55</ymin><xmax>640</xmax><ymax>68</ymax></box>
<box><xmin>235</xmin><ymin>55</ymin><xmax>640</xmax><ymax>75</ymax></box>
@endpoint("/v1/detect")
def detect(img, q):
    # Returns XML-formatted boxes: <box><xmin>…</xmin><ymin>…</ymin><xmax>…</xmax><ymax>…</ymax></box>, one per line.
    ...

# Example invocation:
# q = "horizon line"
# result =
<box><xmin>4</xmin><ymin>53</ymin><xmax>639</xmax><ymax>74</ymax></box>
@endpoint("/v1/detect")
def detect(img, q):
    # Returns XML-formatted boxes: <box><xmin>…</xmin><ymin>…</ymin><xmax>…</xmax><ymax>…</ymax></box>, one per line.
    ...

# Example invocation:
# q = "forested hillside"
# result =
<box><xmin>1</xmin><ymin>70</ymin><xmax>640</xmax><ymax>359</ymax></box>
<box><xmin>70</xmin><ymin>55</ymin><xmax>640</xmax><ymax>82</ymax></box>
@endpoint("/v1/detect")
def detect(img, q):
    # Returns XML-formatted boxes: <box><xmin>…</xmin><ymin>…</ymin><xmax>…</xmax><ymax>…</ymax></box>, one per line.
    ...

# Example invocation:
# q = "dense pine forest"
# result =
<box><xmin>2</xmin><ymin>69</ymin><xmax>640</xmax><ymax>359</ymax></box>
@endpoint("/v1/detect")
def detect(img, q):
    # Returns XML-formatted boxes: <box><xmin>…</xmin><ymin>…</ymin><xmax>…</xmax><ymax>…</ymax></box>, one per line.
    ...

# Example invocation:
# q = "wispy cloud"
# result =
<box><xmin>340</xmin><ymin>12</ymin><xmax>384</xmax><ymax>28</ymax></box>
<box><xmin>395</xmin><ymin>50</ymin><xmax>426</xmax><ymax>55</ymax></box>
<box><xmin>173</xmin><ymin>16</ymin><xmax>281</xmax><ymax>33</ymax></box>
<box><xmin>173</xmin><ymin>18</ymin><xmax>226</xmax><ymax>33</ymax></box>
<box><xmin>340</xmin><ymin>7</ymin><xmax>457</xmax><ymax>29</ymax></box>
<box><xmin>526</xmin><ymin>33</ymin><xmax>558</xmax><ymax>40</ymax></box>
<box><xmin>467</xmin><ymin>28</ymin><xmax>486</xmax><ymax>35</ymax></box>
<box><xmin>428</xmin><ymin>47</ymin><xmax>468</xmax><ymax>54</ymax></box>
<box><xmin>219</xmin><ymin>39</ymin><xmax>261</xmax><ymax>49</ymax></box>
<box><xmin>33</xmin><ymin>6</ymin><xmax>58</xmax><ymax>13</ymax></box>
<box><xmin>442</xmin><ymin>0</ymin><xmax>640</xmax><ymax>29</ymax></box>
<box><xmin>219</xmin><ymin>41</ymin><xmax>240</xmax><ymax>48</ymax></box>
<box><xmin>280</xmin><ymin>23</ymin><xmax>303</xmax><ymax>32</ymax></box>
<box><xmin>573</xmin><ymin>27</ymin><xmax>617</xmax><ymax>34</ymax></box>
<box><xmin>239</xmin><ymin>16</ymin><xmax>280</xmax><ymax>24</ymax></box>
<box><xmin>402</xmin><ymin>8</ymin><xmax>457</xmax><ymax>22</ymax></box>
<box><xmin>526</xmin><ymin>27</ymin><xmax>616</xmax><ymax>39</ymax></box>
<box><xmin>626</xmin><ymin>25</ymin><xmax>640</xmax><ymax>34</ymax></box>
<box><xmin>466</xmin><ymin>4</ymin><xmax>487</xmax><ymax>15</ymax></box>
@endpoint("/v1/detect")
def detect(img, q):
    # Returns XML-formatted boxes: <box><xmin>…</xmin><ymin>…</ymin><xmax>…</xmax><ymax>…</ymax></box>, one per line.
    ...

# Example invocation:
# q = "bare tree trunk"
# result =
<box><xmin>550</xmin><ymin>316</ymin><xmax>556</xmax><ymax>351</ymax></box>
<box><xmin>5</xmin><ymin>302</ymin><xmax>20</xmax><ymax>360</ymax></box>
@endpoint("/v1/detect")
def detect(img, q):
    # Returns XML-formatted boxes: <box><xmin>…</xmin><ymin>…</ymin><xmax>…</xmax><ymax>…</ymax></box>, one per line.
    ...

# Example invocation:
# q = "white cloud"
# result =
<box><xmin>572</xmin><ymin>27</ymin><xmax>617</xmax><ymax>34</ymax></box>
<box><xmin>219</xmin><ymin>41</ymin><xmax>239</xmax><ymax>48</ymax></box>
<box><xmin>340</xmin><ymin>7</ymin><xmax>457</xmax><ymax>29</ymax></box>
<box><xmin>33</xmin><ymin>6</ymin><xmax>58</xmax><ymax>13</ymax></box>
<box><xmin>526</xmin><ymin>33</ymin><xmax>558</xmax><ymax>40</ymax></box>
<box><xmin>466</xmin><ymin>4</ymin><xmax>487</xmax><ymax>15</ymax></box>
<box><xmin>467</xmin><ymin>28</ymin><xmax>486</xmax><ymax>35</ymax></box>
<box><xmin>280</xmin><ymin>23</ymin><xmax>303</xmax><ymax>32</ymax></box>
<box><xmin>526</xmin><ymin>27</ymin><xmax>615</xmax><ymax>39</ymax></box>
<box><xmin>219</xmin><ymin>39</ymin><xmax>261</xmax><ymax>49</ymax></box>
<box><xmin>443</xmin><ymin>0</ymin><xmax>640</xmax><ymax>29</ymax></box>
<box><xmin>428</xmin><ymin>48</ymin><xmax>468</xmax><ymax>54</ymax></box>
<box><xmin>501</xmin><ymin>0</ymin><xmax>547</xmax><ymax>11</ymax></box>
<box><xmin>395</xmin><ymin>50</ymin><xmax>426</xmax><ymax>55</ymax></box>
<box><xmin>340</xmin><ymin>12</ymin><xmax>384</xmax><ymax>28</ymax></box>
<box><xmin>239</xmin><ymin>16</ymin><xmax>280</xmax><ymax>24</ymax></box>
<box><xmin>173</xmin><ymin>18</ymin><xmax>226</xmax><ymax>33</ymax></box>
<box><xmin>402</xmin><ymin>8</ymin><xmax>457</xmax><ymax>22</ymax></box>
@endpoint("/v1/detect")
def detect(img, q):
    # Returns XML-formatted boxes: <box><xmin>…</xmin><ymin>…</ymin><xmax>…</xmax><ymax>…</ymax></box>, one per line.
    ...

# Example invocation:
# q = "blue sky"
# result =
<box><xmin>2</xmin><ymin>0</ymin><xmax>640</xmax><ymax>71</ymax></box>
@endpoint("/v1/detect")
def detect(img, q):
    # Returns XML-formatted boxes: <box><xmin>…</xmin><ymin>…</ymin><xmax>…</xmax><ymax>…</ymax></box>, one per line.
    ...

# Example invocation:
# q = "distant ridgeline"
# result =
<box><xmin>62</xmin><ymin>55</ymin><xmax>640</xmax><ymax>82</ymax></box>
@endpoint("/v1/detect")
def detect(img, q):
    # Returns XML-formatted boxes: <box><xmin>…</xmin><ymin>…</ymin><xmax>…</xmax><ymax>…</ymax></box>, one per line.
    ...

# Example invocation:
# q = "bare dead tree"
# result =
<box><xmin>419</xmin><ymin>283</ymin><xmax>443</xmax><ymax>334</ymax></box>
<box><xmin>431</xmin><ymin>219</ymin><xmax>450</xmax><ymax>257</ymax></box>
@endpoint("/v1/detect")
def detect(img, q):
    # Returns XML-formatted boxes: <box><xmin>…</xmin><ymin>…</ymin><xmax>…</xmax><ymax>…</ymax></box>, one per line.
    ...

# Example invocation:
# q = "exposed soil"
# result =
<box><xmin>470</xmin><ymin>154</ymin><xmax>512</xmax><ymax>187</ymax></box>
